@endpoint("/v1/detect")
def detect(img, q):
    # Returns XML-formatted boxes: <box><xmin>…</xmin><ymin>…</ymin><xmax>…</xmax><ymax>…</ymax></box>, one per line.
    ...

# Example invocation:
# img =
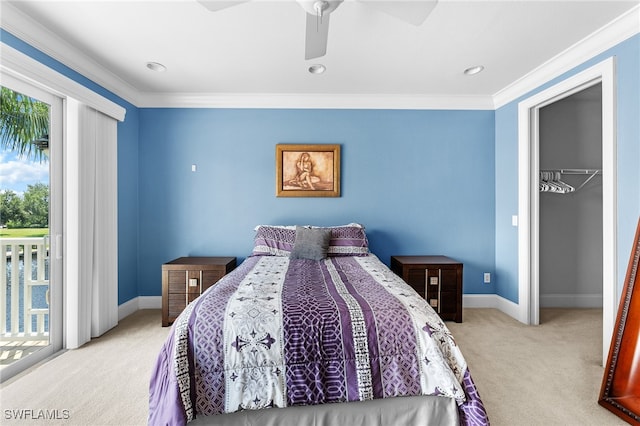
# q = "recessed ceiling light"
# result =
<box><xmin>308</xmin><ymin>64</ymin><xmax>326</xmax><ymax>74</ymax></box>
<box><xmin>464</xmin><ymin>65</ymin><xmax>484</xmax><ymax>76</ymax></box>
<box><xmin>146</xmin><ymin>62</ymin><xmax>167</xmax><ymax>72</ymax></box>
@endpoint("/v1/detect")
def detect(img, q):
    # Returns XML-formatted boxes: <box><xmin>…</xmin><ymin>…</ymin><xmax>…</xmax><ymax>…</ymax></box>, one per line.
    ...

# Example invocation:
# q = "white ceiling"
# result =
<box><xmin>2</xmin><ymin>0</ymin><xmax>639</xmax><ymax>108</ymax></box>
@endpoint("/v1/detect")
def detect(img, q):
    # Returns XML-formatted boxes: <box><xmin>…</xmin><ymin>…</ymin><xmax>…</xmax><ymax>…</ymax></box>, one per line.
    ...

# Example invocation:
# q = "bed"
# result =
<box><xmin>149</xmin><ymin>224</ymin><xmax>489</xmax><ymax>426</ymax></box>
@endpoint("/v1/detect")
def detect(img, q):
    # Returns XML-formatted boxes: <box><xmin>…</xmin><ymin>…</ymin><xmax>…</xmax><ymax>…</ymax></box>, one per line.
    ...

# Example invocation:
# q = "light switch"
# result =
<box><xmin>191</xmin><ymin>164</ymin><xmax>197</xmax><ymax>172</ymax></box>
<box><xmin>189</xmin><ymin>278</ymin><xmax>198</xmax><ymax>287</ymax></box>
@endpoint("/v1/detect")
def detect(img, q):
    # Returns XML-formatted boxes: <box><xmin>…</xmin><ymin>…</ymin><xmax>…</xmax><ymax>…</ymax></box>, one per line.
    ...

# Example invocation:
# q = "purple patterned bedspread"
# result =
<box><xmin>149</xmin><ymin>255</ymin><xmax>489</xmax><ymax>425</ymax></box>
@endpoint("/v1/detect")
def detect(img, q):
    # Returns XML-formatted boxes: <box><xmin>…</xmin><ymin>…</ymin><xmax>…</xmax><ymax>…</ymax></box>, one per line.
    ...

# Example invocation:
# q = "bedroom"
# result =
<box><xmin>1</xmin><ymin>0</ymin><xmax>639</xmax><ymax>424</ymax></box>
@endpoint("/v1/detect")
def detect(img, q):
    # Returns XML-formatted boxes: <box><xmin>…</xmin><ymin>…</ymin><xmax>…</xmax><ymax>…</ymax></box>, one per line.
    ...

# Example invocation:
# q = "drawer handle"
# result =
<box><xmin>185</xmin><ymin>271</ymin><xmax>190</xmax><ymax>307</ymax></box>
<box><xmin>437</xmin><ymin>269</ymin><xmax>442</xmax><ymax>313</ymax></box>
<box><xmin>427</xmin><ymin>271</ymin><xmax>441</xmax><ymax>313</ymax></box>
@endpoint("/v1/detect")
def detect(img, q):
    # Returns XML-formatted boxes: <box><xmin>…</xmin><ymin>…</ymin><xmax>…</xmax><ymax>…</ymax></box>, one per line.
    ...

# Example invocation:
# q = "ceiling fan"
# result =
<box><xmin>198</xmin><ymin>0</ymin><xmax>438</xmax><ymax>60</ymax></box>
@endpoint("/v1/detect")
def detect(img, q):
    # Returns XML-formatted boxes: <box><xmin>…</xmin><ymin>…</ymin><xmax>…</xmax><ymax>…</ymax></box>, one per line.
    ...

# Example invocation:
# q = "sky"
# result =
<box><xmin>0</xmin><ymin>149</ymin><xmax>49</xmax><ymax>195</ymax></box>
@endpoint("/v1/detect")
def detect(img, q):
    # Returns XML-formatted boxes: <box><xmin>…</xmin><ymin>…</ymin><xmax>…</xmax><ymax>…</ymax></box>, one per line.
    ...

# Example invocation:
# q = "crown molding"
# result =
<box><xmin>0</xmin><ymin>2</ymin><xmax>142</xmax><ymax>107</ymax></box>
<box><xmin>138</xmin><ymin>92</ymin><xmax>495</xmax><ymax>110</ymax></box>
<box><xmin>493</xmin><ymin>4</ymin><xmax>639</xmax><ymax>109</ymax></box>
<box><xmin>1</xmin><ymin>43</ymin><xmax>126</xmax><ymax>121</ymax></box>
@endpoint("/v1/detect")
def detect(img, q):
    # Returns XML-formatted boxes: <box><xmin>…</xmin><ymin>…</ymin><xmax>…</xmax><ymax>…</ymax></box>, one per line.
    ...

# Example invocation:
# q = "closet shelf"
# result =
<box><xmin>539</xmin><ymin>169</ymin><xmax>601</xmax><ymax>193</ymax></box>
<box><xmin>548</xmin><ymin>168</ymin><xmax>602</xmax><ymax>175</ymax></box>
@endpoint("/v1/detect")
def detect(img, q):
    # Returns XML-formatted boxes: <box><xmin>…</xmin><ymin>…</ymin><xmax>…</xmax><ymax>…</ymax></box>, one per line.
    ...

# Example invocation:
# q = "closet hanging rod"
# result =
<box><xmin>539</xmin><ymin>168</ymin><xmax>602</xmax><ymax>193</ymax></box>
<box><xmin>542</xmin><ymin>168</ymin><xmax>602</xmax><ymax>175</ymax></box>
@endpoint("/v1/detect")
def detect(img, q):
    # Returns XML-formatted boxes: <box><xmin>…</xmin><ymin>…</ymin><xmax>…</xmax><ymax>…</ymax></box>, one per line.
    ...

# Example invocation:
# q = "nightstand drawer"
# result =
<box><xmin>439</xmin><ymin>290</ymin><xmax>458</xmax><ymax>316</ymax></box>
<box><xmin>407</xmin><ymin>268</ymin><xmax>426</xmax><ymax>297</ymax></box>
<box><xmin>167</xmin><ymin>270</ymin><xmax>225</xmax><ymax>294</ymax></box>
<box><xmin>439</xmin><ymin>268</ymin><xmax>459</xmax><ymax>291</ymax></box>
<box><xmin>391</xmin><ymin>255</ymin><xmax>463</xmax><ymax>323</ymax></box>
<box><xmin>162</xmin><ymin>256</ymin><xmax>236</xmax><ymax>326</ymax></box>
<box><xmin>168</xmin><ymin>293</ymin><xmax>200</xmax><ymax>318</ymax></box>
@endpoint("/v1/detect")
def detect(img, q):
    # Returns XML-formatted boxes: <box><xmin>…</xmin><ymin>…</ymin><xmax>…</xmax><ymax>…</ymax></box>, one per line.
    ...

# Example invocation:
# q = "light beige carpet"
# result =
<box><xmin>0</xmin><ymin>308</ymin><xmax>627</xmax><ymax>425</ymax></box>
<box><xmin>0</xmin><ymin>310</ymin><xmax>168</xmax><ymax>425</ymax></box>
<box><xmin>447</xmin><ymin>308</ymin><xmax>624</xmax><ymax>426</ymax></box>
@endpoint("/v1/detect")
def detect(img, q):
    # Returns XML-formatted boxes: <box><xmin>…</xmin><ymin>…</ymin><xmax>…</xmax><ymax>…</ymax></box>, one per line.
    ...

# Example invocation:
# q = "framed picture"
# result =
<box><xmin>276</xmin><ymin>144</ymin><xmax>340</xmax><ymax>197</ymax></box>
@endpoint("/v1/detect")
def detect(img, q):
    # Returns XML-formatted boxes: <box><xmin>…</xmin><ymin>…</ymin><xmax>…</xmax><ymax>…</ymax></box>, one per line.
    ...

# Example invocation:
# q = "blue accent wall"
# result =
<box><xmin>494</xmin><ymin>103</ymin><xmax>520</xmax><ymax>302</ymax></box>
<box><xmin>494</xmin><ymin>33</ymin><xmax>640</xmax><ymax>303</ymax></box>
<box><xmin>116</xmin><ymin>106</ymin><xmax>140</xmax><ymax>304</ymax></box>
<box><xmin>138</xmin><ymin>108</ymin><xmax>496</xmax><ymax>297</ymax></box>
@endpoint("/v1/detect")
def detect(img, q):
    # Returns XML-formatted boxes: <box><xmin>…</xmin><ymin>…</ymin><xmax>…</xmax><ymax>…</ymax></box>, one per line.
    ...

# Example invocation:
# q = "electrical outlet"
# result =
<box><xmin>483</xmin><ymin>273</ymin><xmax>491</xmax><ymax>283</ymax></box>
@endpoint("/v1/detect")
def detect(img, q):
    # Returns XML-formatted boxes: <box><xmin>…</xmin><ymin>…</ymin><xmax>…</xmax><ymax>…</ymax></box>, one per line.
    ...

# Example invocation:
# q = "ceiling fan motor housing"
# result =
<box><xmin>297</xmin><ymin>0</ymin><xmax>343</xmax><ymax>16</ymax></box>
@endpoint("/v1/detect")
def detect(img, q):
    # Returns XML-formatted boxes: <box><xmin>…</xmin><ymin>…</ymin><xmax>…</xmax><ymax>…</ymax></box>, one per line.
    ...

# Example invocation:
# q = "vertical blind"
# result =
<box><xmin>66</xmin><ymin>101</ymin><xmax>118</xmax><ymax>348</ymax></box>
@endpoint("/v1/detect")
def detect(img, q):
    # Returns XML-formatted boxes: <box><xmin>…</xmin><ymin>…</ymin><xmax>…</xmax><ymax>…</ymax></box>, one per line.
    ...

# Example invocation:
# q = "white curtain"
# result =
<box><xmin>66</xmin><ymin>100</ymin><xmax>119</xmax><ymax>348</ymax></box>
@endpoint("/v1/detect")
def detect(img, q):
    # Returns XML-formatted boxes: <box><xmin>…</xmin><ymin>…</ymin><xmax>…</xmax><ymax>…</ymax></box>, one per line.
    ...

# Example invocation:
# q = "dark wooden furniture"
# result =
<box><xmin>391</xmin><ymin>255</ymin><xmax>463</xmax><ymax>323</ymax></box>
<box><xmin>599</xmin><ymin>217</ymin><xmax>640</xmax><ymax>423</ymax></box>
<box><xmin>162</xmin><ymin>256</ymin><xmax>236</xmax><ymax>326</ymax></box>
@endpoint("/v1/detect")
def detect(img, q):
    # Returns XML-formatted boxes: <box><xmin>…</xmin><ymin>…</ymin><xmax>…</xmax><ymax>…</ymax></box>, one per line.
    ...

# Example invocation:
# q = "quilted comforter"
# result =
<box><xmin>149</xmin><ymin>255</ymin><xmax>489</xmax><ymax>425</ymax></box>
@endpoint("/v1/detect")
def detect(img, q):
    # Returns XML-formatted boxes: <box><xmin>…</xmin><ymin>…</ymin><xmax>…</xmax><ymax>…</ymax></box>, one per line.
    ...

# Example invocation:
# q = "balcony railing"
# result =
<box><xmin>0</xmin><ymin>237</ymin><xmax>49</xmax><ymax>342</ymax></box>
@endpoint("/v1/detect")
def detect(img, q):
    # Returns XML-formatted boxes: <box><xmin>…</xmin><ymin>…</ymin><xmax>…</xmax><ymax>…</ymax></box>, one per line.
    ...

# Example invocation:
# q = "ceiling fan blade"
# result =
<box><xmin>198</xmin><ymin>0</ymin><xmax>249</xmax><ymax>12</ymax></box>
<box><xmin>305</xmin><ymin>12</ymin><xmax>331</xmax><ymax>60</ymax></box>
<box><xmin>360</xmin><ymin>0</ymin><xmax>438</xmax><ymax>26</ymax></box>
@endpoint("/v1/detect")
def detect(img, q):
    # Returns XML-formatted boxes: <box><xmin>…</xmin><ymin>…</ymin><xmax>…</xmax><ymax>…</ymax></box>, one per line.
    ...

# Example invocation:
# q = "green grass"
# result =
<box><xmin>0</xmin><ymin>228</ymin><xmax>49</xmax><ymax>238</ymax></box>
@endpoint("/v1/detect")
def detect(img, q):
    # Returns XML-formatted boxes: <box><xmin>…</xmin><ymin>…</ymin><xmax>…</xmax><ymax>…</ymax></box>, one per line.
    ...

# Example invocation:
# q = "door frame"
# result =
<box><xmin>517</xmin><ymin>57</ymin><xmax>617</xmax><ymax>365</ymax></box>
<box><xmin>0</xmin><ymin>73</ymin><xmax>63</xmax><ymax>382</ymax></box>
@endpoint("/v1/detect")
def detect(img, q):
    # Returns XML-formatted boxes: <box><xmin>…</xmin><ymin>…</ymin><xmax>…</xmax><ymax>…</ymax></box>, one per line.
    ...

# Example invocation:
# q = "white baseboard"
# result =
<box><xmin>463</xmin><ymin>294</ymin><xmax>497</xmax><ymax>308</ymax></box>
<box><xmin>139</xmin><ymin>296</ymin><xmax>162</xmax><ymax>309</ymax></box>
<box><xmin>118</xmin><ymin>296</ymin><xmax>162</xmax><ymax>320</ymax></box>
<box><xmin>462</xmin><ymin>293</ymin><xmax>603</xmax><ymax>325</ymax></box>
<box><xmin>540</xmin><ymin>293</ymin><xmax>603</xmax><ymax>308</ymax></box>
<box><xmin>463</xmin><ymin>294</ymin><xmax>521</xmax><ymax>320</ymax></box>
<box><xmin>119</xmin><ymin>294</ymin><xmax>526</xmax><ymax>322</ymax></box>
<box><xmin>117</xmin><ymin>298</ymin><xmax>139</xmax><ymax>320</ymax></box>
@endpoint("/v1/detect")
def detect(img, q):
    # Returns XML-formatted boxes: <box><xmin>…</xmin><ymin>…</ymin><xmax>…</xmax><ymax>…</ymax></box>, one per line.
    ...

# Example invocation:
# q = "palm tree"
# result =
<box><xmin>0</xmin><ymin>86</ymin><xmax>49</xmax><ymax>162</ymax></box>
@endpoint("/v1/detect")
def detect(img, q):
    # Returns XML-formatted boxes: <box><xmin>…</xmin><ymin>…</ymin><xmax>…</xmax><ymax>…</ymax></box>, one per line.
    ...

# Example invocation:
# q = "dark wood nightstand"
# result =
<box><xmin>390</xmin><ymin>255</ymin><xmax>463</xmax><ymax>323</ymax></box>
<box><xmin>162</xmin><ymin>256</ymin><xmax>236</xmax><ymax>326</ymax></box>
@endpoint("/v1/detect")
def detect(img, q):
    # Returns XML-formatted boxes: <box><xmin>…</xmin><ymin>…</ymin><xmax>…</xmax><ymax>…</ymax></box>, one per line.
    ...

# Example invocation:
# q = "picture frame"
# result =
<box><xmin>598</xmin><ymin>216</ymin><xmax>640</xmax><ymax>423</ymax></box>
<box><xmin>276</xmin><ymin>144</ymin><xmax>341</xmax><ymax>197</ymax></box>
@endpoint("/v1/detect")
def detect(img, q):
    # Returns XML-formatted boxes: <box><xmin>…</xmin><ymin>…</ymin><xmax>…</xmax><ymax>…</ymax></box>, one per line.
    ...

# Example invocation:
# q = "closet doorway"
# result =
<box><xmin>517</xmin><ymin>58</ymin><xmax>617</xmax><ymax>366</ymax></box>
<box><xmin>538</xmin><ymin>84</ymin><xmax>603</xmax><ymax>309</ymax></box>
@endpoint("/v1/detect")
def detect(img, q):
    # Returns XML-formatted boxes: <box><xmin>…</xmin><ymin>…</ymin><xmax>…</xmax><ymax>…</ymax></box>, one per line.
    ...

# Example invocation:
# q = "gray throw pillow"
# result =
<box><xmin>289</xmin><ymin>226</ymin><xmax>331</xmax><ymax>261</ymax></box>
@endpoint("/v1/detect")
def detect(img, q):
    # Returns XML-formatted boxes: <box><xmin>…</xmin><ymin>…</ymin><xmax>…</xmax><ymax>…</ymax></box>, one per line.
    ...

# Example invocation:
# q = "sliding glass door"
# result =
<box><xmin>0</xmin><ymin>74</ymin><xmax>62</xmax><ymax>382</ymax></box>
